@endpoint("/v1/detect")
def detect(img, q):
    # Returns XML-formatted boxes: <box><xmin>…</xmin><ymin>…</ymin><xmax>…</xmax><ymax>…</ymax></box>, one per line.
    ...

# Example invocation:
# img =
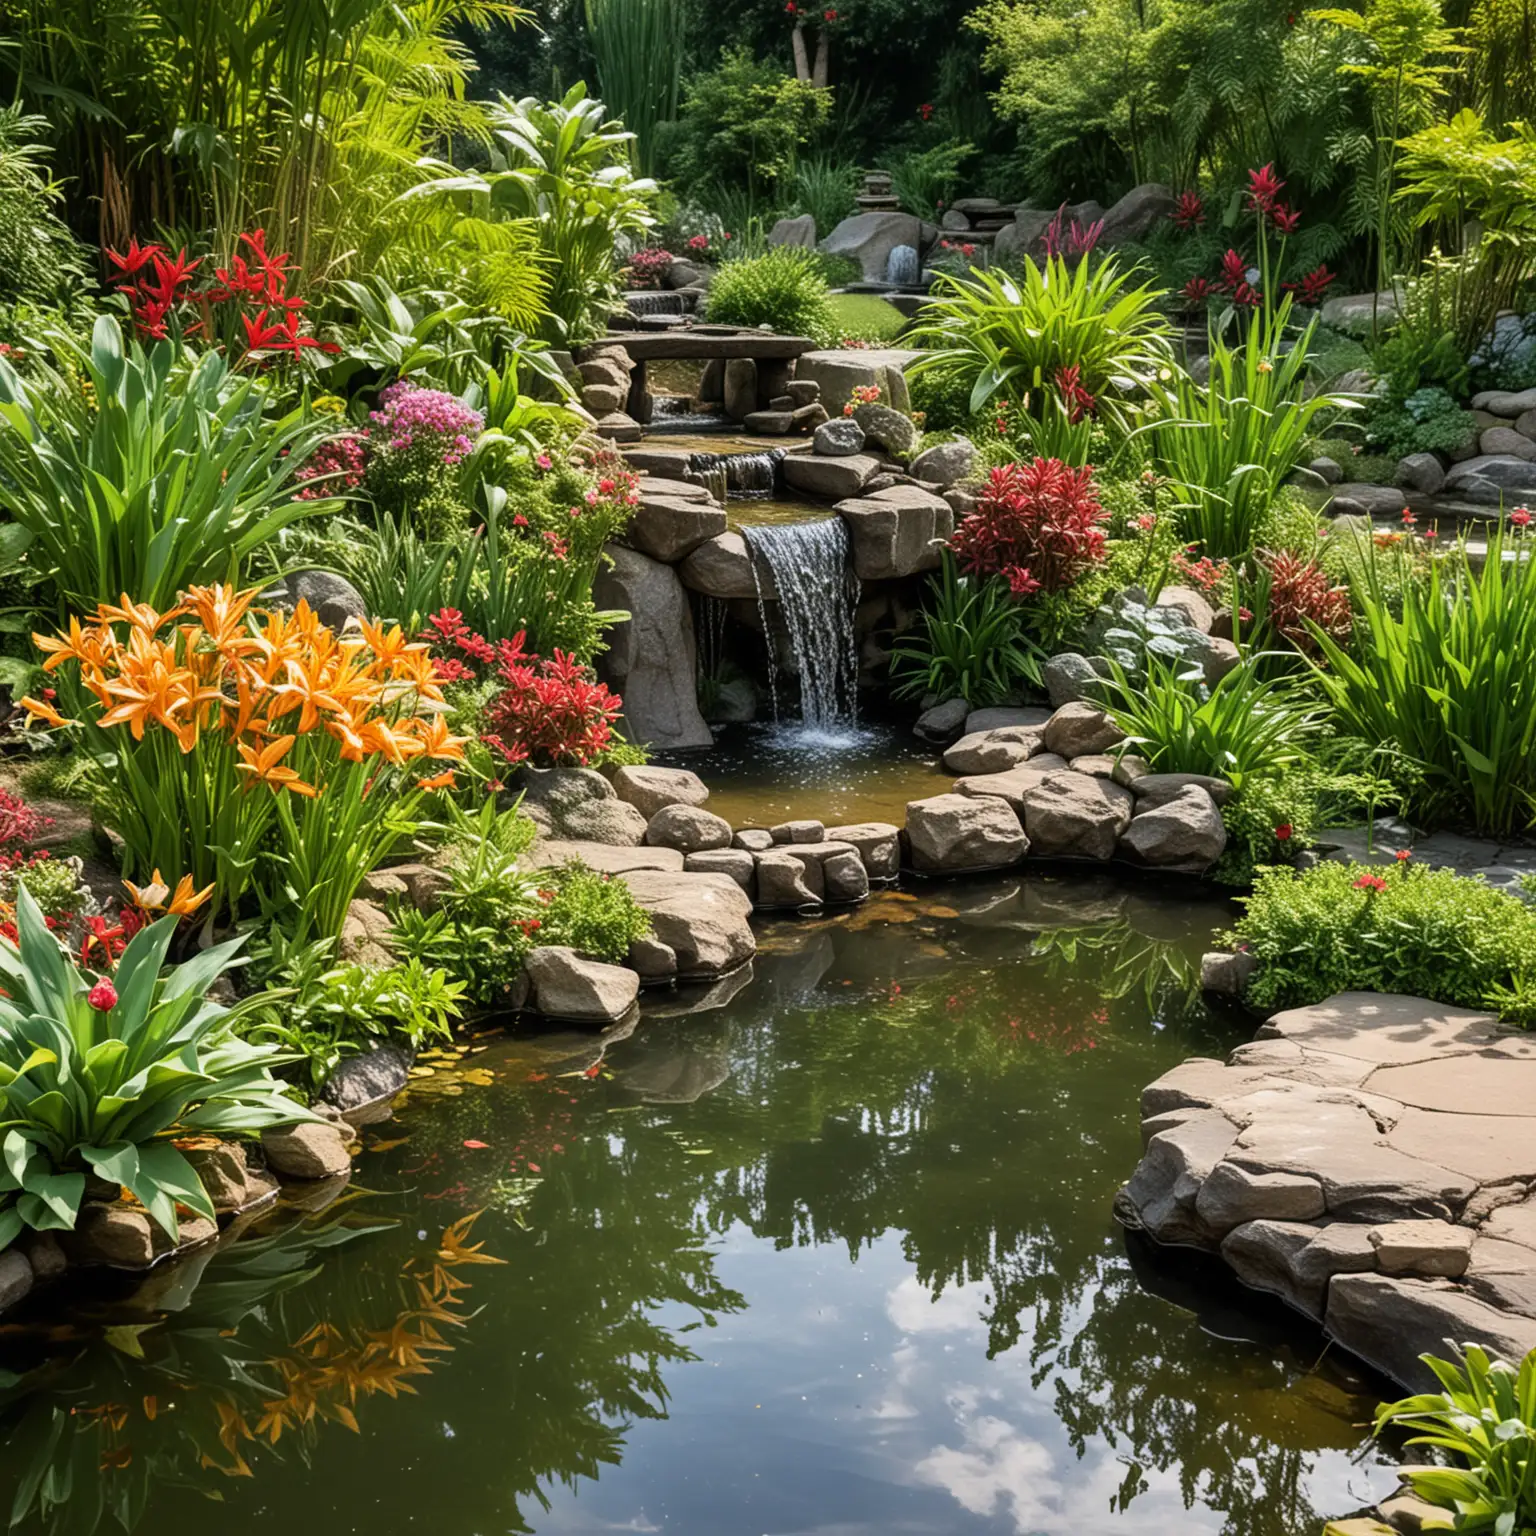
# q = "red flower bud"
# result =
<box><xmin>88</xmin><ymin>979</ymin><xmax>118</xmax><ymax>1012</ymax></box>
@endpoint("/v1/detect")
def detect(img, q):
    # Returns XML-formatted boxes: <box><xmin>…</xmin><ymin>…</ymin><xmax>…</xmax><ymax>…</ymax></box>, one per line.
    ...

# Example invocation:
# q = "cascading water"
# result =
<box><xmin>742</xmin><ymin>517</ymin><xmax>859</xmax><ymax>735</ymax></box>
<box><xmin>623</xmin><ymin>290</ymin><xmax>690</xmax><ymax>318</ymax></box>
<box><xmin>687</xmin><ymin>448</ymin><xmax>786</xmax><ymax>500</ymax></box>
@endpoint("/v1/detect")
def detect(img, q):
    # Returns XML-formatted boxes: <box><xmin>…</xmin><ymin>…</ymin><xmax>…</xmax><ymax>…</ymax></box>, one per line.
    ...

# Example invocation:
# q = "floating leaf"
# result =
<box><xmin>462</xmin><ymin>1139</ymin><xmax>490</xmax><ymax>1150</ymax></box>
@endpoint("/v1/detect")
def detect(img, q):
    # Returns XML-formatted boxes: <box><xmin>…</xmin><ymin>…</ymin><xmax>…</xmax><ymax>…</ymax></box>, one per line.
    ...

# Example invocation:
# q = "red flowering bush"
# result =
<box><xmin>627</xmin><ymin>247</ymin><xmax>675</xmax><ymax>289</ymax></box>
<box><xmin>1255</xmin><ymin>550</ymin><xmax>1352</xmax><ymax>654</ymax></box>
<box><xmin>950</xmin><ymin>458</ymin><xmax>1109</xmax><ymax>598</ymax></box>
<box><xmin>425</xmin><ymin>610</ymin><xmax>623</xmax><ymax>767</ymax></box>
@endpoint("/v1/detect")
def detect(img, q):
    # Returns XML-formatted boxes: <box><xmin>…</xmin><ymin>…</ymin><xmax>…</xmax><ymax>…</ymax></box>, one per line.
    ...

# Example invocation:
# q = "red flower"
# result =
<box><xmin>918</xmin><ymin>103</ymin><xmax>935</xmax><ymax>122</ymax></box>
<box><xmin>1232</xmin><ymin>281</ymin><xmax>1263</xmax><ymax>309</ymax></box>
<box><xmin>1259</xmin><ymin>550</ymin><xmax>1352</xmax><ymax>654</ymax></box>
<box><xmin>87</xmin><ymin>979</ymin><xmax>118</xmax><ymax>1012</ymax></box>
<box><xmin>1293</xmin><ymin>264</ymin><xmax>1336</xmax><ymax>305</ymax></box>
<box><xmin>1401</xmin><ymin>508</ymin><xmax>1417</xmax><ymax>526</ymax></box>
<box><xmin>1182</xmin><ymin>276</ymin><xmax>1213</xmax><ymax>304</ymax></box>
<box><xmin>1422</xmin><ymin>527</ymin><xmax>1438</xmax><ymax>539</ymax></box>
<box><xmin>1218</xmin><ymin>249</ymin><xmax>1248</xmax><ymax>292</ymax></box>
<box><xmin>950</xmin><ymin>458</ymin><xmax>1109</xmax><ymax>594</ymax></box>
<box><xmin>1353</xmin><ymin>874</ymin><xmax>1387</xmax><ymax>893</ymax></box>
<box><xmin>1172</xmin><ymin>190</ymin><xmax>1206</xmax><ymax>231</ymax></box>
<box><xmin>1395</xmin><ymin>849</ymin><xmax>1412</xmax><ymax>862</ymax></box>
<box><xmin>1274</xmin><ymin>824</ymin><xmax>1293</xmax><ymax>841</ymax></box>
<box><xmin>1053</xmin><ymin>363</ymin><xmax>1096</xmax><ymax>424</ymax></box>
<box><xmin>1246</xmin><ymin>163</ymin><xmax>1285</xmax><ymax>214</ymax></box>
<box><xmin>1511</xmin><ymin>507</ymin><xmax>1532</xmax><ymax>527</ymax></box>
<box><xmin>1270</xmin><ymin>203</ymin><xmax>1301</xmax><ymax>235</ymax></box>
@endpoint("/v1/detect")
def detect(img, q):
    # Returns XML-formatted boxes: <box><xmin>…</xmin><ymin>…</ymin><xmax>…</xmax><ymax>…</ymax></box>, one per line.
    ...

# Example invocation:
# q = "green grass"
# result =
<box><xmin>827</xmin><ymin>293</ymin><xmax>908</xmax><ymax>344</ymax></box>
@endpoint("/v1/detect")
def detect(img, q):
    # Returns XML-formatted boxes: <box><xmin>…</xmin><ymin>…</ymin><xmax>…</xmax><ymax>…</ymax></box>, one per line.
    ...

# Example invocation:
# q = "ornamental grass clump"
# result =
<box><xmin>21</xmin><ymin>585</ymin><xmax>467</xmax><ymax>943</ymax></box>
<box><xmin>1229</xmin><ymin>859</ymin><xmax>1536</xmax><ymax>1024</ymax></box>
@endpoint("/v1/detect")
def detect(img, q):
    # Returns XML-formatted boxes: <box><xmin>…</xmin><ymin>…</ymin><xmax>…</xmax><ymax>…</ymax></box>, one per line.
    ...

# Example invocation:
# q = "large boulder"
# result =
<box><xmin>1119</xmin><ymin>786</ymin><xmax>1228</xmax><ymax>872</ymax></box>
<box><xmin>909</xmin><ymin>437</ymin><xmax>977</xmax><ymax>488</ymax></box>
<box><xmin>813</xmin><ymin>418</ymin><xmax>866</xmax><ymax>457</ymax></box>
<box><xmin>320</xmin><ymin>1043</ymin><xmax>413</xmax><ymax>1114</ymax></box>
<box><xmin>913</xmin><ymin>696</ymin><xmax>970</xmax><ymax>745</ymax></box>
<box><xmin>524</xmin><ymin>946</ymin><xmax>640</xmax><ymax>1024</ymax></box>
<box><xmin>794</xmin><ymin>350</ymin><xmax>921</xmax><ymax>413</ymax></box>
<box><xmin>1099</xmin><ymin>184</ymin><xmax>1178</xmax><ymax>246</ymax></box>
<box><xmin>626</xmin><ymin>496</ymin><xmax>727</xmax><ymax>563</ymax></box>
<box><xmin>953</xmin><ymin>757</ymin><xmax>1072</xmax><ymax>814</ymax></box>
<box><xmin>768</xmin><ymin>213</ymin><xmax>818</xmax><ymax>249</ymax></box>
<box><xmin>851</xmin><ymin>402</ymin><xmax>921</xmax><ymax>459</ymax></box>
<box><xmin>1320</xmin><ymin>291</ymin><xmax>1402</xmax><ymax>336</ymax></box>
<box><xmin>821</xmin><ymin>213</ymin><xmax>938</xmax><ymax>283</ymax></box>
<box><xmin>645</xmin><ymin>804</ymin><xmax>733</xmax><ymax>854</ymax></box>
<box><xmin>835</xmin><ymin>486</ymin><xmax>953</xmax><ymax>579</ymax></box>
<box><xmin>262</xmin><ymin>1122</ymin><xmax>352</xmax><ymax>1180</ymax></box>
<box><xmin>611</xmin><ymin>765</ymin><xmax>710</xmax><ymax>820</ymax></box>
<box><xmin>782</xmin><ymin>451</ymin><xmax>882</xmax><ymax>501</ymax></box>
<box><xmin>678</xmin><ymin>531</ymin><xmax>767</xmax><ymax>600</ymax></box>
<box><xmin>620</xmin><ymin>870</ymin><xmax>756</xmax><ymax>978</ymax></box>
<box><xmin>1444</xmin><ymin>454</ymin><xmax>1536</xmax><ymax>504</ymax></box>
<box><xmin>942</xmin><ymin>726</ymin><xmax>1043</xmax><ymax>775</ymax></box>
<box><xmin>593</xmin><ymin>545</ymin><xmax>712</xmax><ymax>749</ymax></box>
<box><xmin>1042</xmin><ymin>702</ymin><xmax>1126</xmax><ymax>759</ymax></box>
<box><xmin>1020</xmin><ymin>774</ymin><xmax>1134</xmax><ymax>860</ymax></box>
<box><xmin>825</xmin><ymin>822</ymin><xmax>901</xmax><ymax>878</ymax></box>
<box><xmin>262</xmin><ymin>569</ymin><xmax>367</xmax><ymax>631</ymax></box>
<box><xmin>905</xmin><ymin>792</ymin><xmax>1028</xmax><ymax>873</ymax></box>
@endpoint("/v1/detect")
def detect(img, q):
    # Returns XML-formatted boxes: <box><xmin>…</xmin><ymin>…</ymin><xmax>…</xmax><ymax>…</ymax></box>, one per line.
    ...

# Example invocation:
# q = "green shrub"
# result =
<box><xmin>704</xmin><ymin>248</ymin><xmax>838</xmax><ymax>344</ymax></box>
<box><xmin>0</xmin><ymin>108</ymin><xmax>90</xmax><ymax>311</ymax></box>
<box><xmin>1229</xmin><ymin>860</ymin><xmax>1536</xmax><ymax>1024</ymax></box>
<box><xmin>538</xmin><ymin>863</ymin><xmax>652</xmax><ymax>960</ymax></box>
<box><xmin>1363</xmin><ymin>385</ymin><xmax>1477</xmax><ymax>459</ymax></box>
<box><xmin>1371</xmin><ymin>1343</ymin><xmax>1536</xmax><ymax>1533</ymax></box>
<box><xmin>1311</xmin><ymin>529</ymin><xmax>1536</xmax><ymax>838</ymax></box>
<box><xmin>827</xmin><ymin>294</ymin><xmax>908</xmax><ymax>345</ymax></box>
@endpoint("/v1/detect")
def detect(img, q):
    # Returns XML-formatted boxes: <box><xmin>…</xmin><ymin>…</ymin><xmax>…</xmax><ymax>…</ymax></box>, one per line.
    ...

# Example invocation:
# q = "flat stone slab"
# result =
<box><xmin>532</xmin><ymin>839</ymin><xmax>685</xmax><ymax>874</ymax></box>
<box><xmin>1118</xmin><ymin>990</ymin><xmax>1536</xmax><ymax>1388</ymax></box>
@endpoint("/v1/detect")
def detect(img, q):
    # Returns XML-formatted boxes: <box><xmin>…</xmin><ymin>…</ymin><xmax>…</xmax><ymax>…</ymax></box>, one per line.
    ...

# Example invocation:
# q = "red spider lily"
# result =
<box><xmin>1172</xmin><ymin>190</ymin><xmax>1206</xmax><ymax>230</ymax></box>
<box><xmin>1182</xmin><ymin>276</ymin><xmax>1214</xmax><ymax>305</ymax></box>
<box><xmin>1246</xmin><ymin>163</ymin><xmax>1285</xmax><ymax>214</ymax></box>
<box><xmin>1218</xmin><ymin>249</ymin><xmax>1248</xmax><ymax>291</ymax></box>
<box><xmin>1353</xmin><ymin>874</ymin><xmax>1387</xmax><ymax>893</ymax></box>
<box><xmin>1257</xmin><ymin>550</ymin><xmax>1352</xmax><ymax>655</ymax></box>
<box><xmin>1270</xmin><ymin>203</ymin><xmax>1301</xmax><ymax>235</ymax></box>
<box><xmin>1292</xmin><ymin>264</ymin><xmax>1336</xmax><ymax>305</ymax></box>
<box><xmin>104</xmin><ymin>236</ymin><xmax>159</xmax><ymax>281</ymax></box>
<box><xmin>951</xmin><ymin>458</ymin><xmax>1109</xmax><ymax>595</ymax></box>
<box><xmin>1053</xmin><ymin>363</ymin><xmax>1096</xmax><ymax>424</ymax></box>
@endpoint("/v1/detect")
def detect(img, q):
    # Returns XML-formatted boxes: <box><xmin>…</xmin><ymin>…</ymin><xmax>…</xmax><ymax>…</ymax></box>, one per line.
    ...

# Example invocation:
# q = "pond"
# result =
<box><xmin>0</xmin><ymin>874</ymin><xmax>1398</xmax><ymax>1536</ymax></box>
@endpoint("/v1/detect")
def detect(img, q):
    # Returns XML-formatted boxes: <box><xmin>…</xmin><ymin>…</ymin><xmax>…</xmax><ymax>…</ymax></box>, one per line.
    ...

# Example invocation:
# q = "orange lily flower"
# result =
<box><xmin>418</xmin><ymin>768</ymin><xmax>456</xmax><ymax>791</ymax></box>
<box><xmin>18</xmin><ymin>695</ymin><xmax>75</xmax><ymax>729</ymax></box>
<box><xmin>236</xmin><ymin>735</ymin><xmax>319</xmax><ymax>797</ymax></box>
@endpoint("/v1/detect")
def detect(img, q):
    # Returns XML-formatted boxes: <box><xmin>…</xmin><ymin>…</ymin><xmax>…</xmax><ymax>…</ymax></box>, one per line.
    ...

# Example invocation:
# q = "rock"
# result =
<box><xmin>1042</xmin><ymin>652</ymin><xmax>1106</xmax><ymax>709</ymax></box>
<box><xmin>1111</xmin><ymin>755</ymin><xmax>1151</xmax><ymax>788</ymax></box>
<box><xmin>1021</xmin><ymin>774</ymin><xmax>1135</xmax><ymax>861</ymax></box>
<box><xmin>1122</xmin><ymin>1111</ymin><xmax>1239</xmax><ymax>1245</ymax></box>
<box><xmin>852</xmin><ymin>401</ymin><xmax>920</xmax><ymax>458</ymax></box>
<box><xmin>582</xmin><ymin>382</ymin><xmax>624</xmax><ymax>415</ymax></box>
<box><xmin>913</xmin><ymin>697</ymin><xmax>971</xmax><ymax>745</ymax></box>
<box><xmin>262</xmin><ymin>569</ymin><xmax>367</xmax><ymax>630</ymax></box>
<box><xmin>814</xmin><ymin>418</ymin><xmax>867</xmax><ymax>456</ymax></box>
<box><xmin>820</xmin><ymin>212</ymin><xmax>938</xmax><ymax>283</ymax></box>
<box><xmin>1368</xmin><ymin>1219</ymin><xmax>1473</xmax><ymax>1278</ymax></box>
<box><xmin>320</xmin><ymin>1042</ymin><xmax>413</xmax><ymax>1113</ymax></box>
<box><xmin>664</xmin><ymin>258</ymin><xmax>703</xmax><ymax>290</ymax></box>
<box><xmin>69</xmin><ymin>1205</ymin><xmax>158</xmax><ymax>1268</ymax></box>
<box><xmin>1310</xmin><ymin>456</ymin><xmax>1344</xmax><ymax>485</ymax></box>
<box><xmin>518</xmin><ymin>765</ymin><xmax>614</xmax><ymax>815</ymax></box>
<box><xmin>1376</xmin><ymin>1490</ymin><xmax>1452</xmax><ymax>1536</ymax></box>
<box><xmin>338</xmin><ymin>899</ymin><xmax>396</xmax><ymax>969</ymax></box>
<box><xmin>1201</xmin><ymin>949</ymin><xmax>1257</xmax><ymax>996</ymax></box>
<box><xmin>908</xmin><ymin>437</ymin><xmax>976</xmax><ymax>488</ymax></box>
<box><xmin>0</xmin><ymin>1250</ymin><xmax>32</xmax><ymax>1312</ymax></box>
<box><xmin>1476</xmin><ymin>386</ymin><xmax>1536</xmax><ymax>417</ymax></box>
<box><xmin>786</xmin><ymin>379</ymin><xmax>820</xmax><ymax>406</ymax></box>
<box><xmin>1327</xmin><ymin>1273</ymin><xmax>1536</xmax><ymax>1392</ymax></box>
<box><xmin>678</xmin><ymin>531</ymin><xmax>765</xmax><ymax>600</ymax></box>
<box><xmin>1043</xmin><ymin>702</ymin><xmax>1125</xmax><ymax>759</ymax></box>
<box><xmin>822</xmin><ymin>849</ymin><xmax>870</xmax><ymax>903</ymax></box>
<box><xmin>768</xmin><ymin>213</ymin><xmax>817</xmax><ymax>249</ymax></box>
<box><xmin>942</xmin><ymin>726</ymin><xmax>1043</xmax><ymax>775</ymax></box>
<box><xmin>1444</xmin><ymin>454</ymin><xmax>1536</xmax><ymax>503</ymax></box>
<box><xmin>1320</xmin><ymin>291</ymin><xmax>1402</xmax><ymax>335</ymax></box>
<box><xmin>612</xmin><ymin>765</ymin><xmax>710</xmax><ymax>819</ymax></box>
<box><xmin>1099</xmin><ymin>183</ymin><xmax>1177</xmax><ymax>245</ymax></box>
<box><xmin>771</xmin><ymin>819</ymin><xmax>825</xmax><ymax>843</ymax></box>
<box><xmin>646</xmin><ymin>804</ymin><xmax>733</xmax><ymax>854</ymax></box>
<box><xmin>1070</xmin><ymin>755</ymin><xmax>1119</xmax><ymax>779</ymax></box>
<box><xmin>964</xmin><ymin>706</ymin><xmax>1050</xmax><ymax>735</ymax></box>
<box><xmin>1196</xmin><ymin>1163</ymin><xmax>1326</xmax><ymax>1235</ymax></box>
<box><xmin>1395</xmin><ymin>452</ymin><xmax>1447</xmax><ymax>495</ymax></box>
<box><xmin>825</xmin><ymin>822</ymin><xmax>901</xmax><ymax>878</ymax></box>
<box><xmin>745</xmin><ymin>409</ymin><xmax>795</xmax><ymax>435</ymax></box>
<box><xmin>594</xmin><ymin>545</ymin><xmax>713</xmax><ymax>749</ymax></box>
<box><xmin>20</xmin><ymin>1233</ymin><xmax>65</xmax><ymax>1282</ymax></box>
<box><xmin>179</xmin><ymin>1140</ymin><xmax>249</xmax><ymax>1211</ymax></box>
<box><xmin>953</xmin><ymin>757</ymin><xmax>1072</xmax><ymax>814</ymax></box>
<box><xmin>532</xmin><ymin>839</ymin><xmax>685</xmax><ymax>876</ymax></box>
<box><xmin>755</xmin><ymin>850</ymin><xmax>823</xmax><ymax>907</ymax></box>
<box><xmin>783</xmin><ymin>451</ymin><xmax>882</xmax><ymax>502</ymax></box>
<box><xmin>732</xmin><ymin>828</ymin><xmax>776</xmax><ymax>853</ymax></box>
<box><xmin>684</xmin><ymin>849</ymin><xmax>756</xmax><ymax>895</ymax></box>
<box><xmin>1288</xmin><ymin>466</ymin><xmax>1331</xmax><ymax>494</ymax></box>
<box><xmin>1222</xmin><ymin>1218</ymin><xmax>1378</xmax><ymax>1316</ymax></box>
<box><xmin>724</xmin><ymin>358</ymin><xmax>758</xmax><ymax>422</ymax></box>
<box><xmin>1133</xmin><ymin>772</ymin><xmax>1234</xmax><ymax>808</ymax></box>
<box><xmin>558</xmin><ymin>799</ymin><xmax>649</xmax><ymax>846</ymax></box>
<box><xmin>1480</xmin><ymin>425</ymin><xmax>1536</xmax><ymax>460</ymax></box>
<box><xmin>629</xmin><ymin>935</ymin><xmax>678</xmax><ymax>979</ymax></box>
<box><xmin>796</xmin><ymin>349</ymin><xmax>921</xmax><ymax>410</ymax></box>
<box><xmin>626</xmin><ymin>496</ymin><xmax>727</xmax><ymax>563</ymax></box>
<box><xmin>525</xmin><ymin>946</ymin><xmax>640</xmax><ymax>1024</ymax></box>
<box><xmin>262</xmin><ymin>1122</ymin><xmax>352</xmax><ymax>1180</ymax></box>
<box><xmin>1517</xmin><ymin>408</ymin><xmax>1536</xmax><ymax>440</ymax></box>
<box><xmin>905</xmin><ymin>792</ymin><xmax>1028</xmax><ymax>873</ymax></box>
<box><xmin>1154</xmin><ymin>585</ymin><xmax>1217</xmax><ymax>634</ymax></box>
<box><xmin>791</xmin><ymin>402</ymin><xmax>829</xmax><ymax>432</ymax></box>
<box><xmin>1119</xmin><ymin>786</ymin><xmax>1228</xmax><ymax>872</ymax></box>
<box><xmin>594</xmin><ymin>411</ymin><xmax>643</xmax><ymax>444</ymax></box>
<box><xmin>579</xmin><ymin>357</ymin><xmax>630</xmax><ymax>391</ymax></box>
<box><xmin>836</xmin><ymin>486</ymin><xmax>953</xmax><ymax>579</ymax></box>
<box><xmin>621</xmin><ymin>870</ymin><xmax>756</xmax><ymax>977</ymax></box>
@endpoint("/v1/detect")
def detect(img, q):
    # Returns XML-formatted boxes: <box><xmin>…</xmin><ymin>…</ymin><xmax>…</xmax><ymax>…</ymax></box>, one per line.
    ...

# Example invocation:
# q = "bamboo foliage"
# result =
<box><xmin>582</xmin><ymin>0</ymin><xmax>688</xmax><ymax>179</ymax></box>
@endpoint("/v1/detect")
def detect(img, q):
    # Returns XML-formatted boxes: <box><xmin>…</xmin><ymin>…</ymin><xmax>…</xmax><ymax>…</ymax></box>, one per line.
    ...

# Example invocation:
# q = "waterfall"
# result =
<box><xmin>743</xmin><ymin>518</ymin><xmax>859</xmax><ymax>732</ymax></box>
<box><xmin>687</xmin><ymin>448</ymin><xmax>786</xmax><ymax>501</ymax></box>
<box><xmin>624</xmin><ymin>290</ymin><xmax>690</xmax><ymax>318</ymax></box>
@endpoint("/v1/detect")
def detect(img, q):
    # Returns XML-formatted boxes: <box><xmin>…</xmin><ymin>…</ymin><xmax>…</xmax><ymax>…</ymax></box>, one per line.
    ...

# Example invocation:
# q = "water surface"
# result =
<box><xmin>0</xmin><ymin>876</ymin><xmax>1397</xmax><ymax>1535</ymax></box>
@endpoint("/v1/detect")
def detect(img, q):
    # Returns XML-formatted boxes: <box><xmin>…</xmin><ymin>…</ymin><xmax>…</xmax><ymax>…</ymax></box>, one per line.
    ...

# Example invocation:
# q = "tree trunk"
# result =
<box><xmin>791</xmin><ymin>22</ymin><xmax>811</xmax><ymax>83</ymax></box>
<box><xmin>812</xmin><ymin>29</ymin><xmax>830</xmax><ymax>89</ymax></box>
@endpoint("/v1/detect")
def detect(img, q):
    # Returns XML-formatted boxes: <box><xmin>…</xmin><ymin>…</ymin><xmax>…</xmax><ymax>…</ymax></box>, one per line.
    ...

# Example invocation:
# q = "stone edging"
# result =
<box><xmin>1116</xmin><ymin>991</ymin><xmax>1536</xmax><ymax>1391</ymax></box>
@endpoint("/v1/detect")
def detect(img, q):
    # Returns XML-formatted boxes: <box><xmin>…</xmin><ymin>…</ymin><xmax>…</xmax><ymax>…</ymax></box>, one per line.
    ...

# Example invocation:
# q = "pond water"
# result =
<box><xmin>0</xmin><ymin>873</ymin><xmax>1398</xmax><ymax>1536</ymax></box>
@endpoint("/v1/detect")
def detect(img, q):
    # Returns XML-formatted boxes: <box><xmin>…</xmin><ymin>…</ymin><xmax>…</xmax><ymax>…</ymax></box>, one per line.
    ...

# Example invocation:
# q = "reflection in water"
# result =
<box><xmin>0</xmin><ymin>875</ymin><xmax>1395</xmax><ymax>1535</ymax></box>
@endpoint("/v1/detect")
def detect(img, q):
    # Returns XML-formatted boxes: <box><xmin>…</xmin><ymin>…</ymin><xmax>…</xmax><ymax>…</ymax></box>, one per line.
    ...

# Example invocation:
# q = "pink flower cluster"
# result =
<box><xmin>369</xmin><ymin>382</ymin><xmax>483</xmax><ymax>469</ymax></box>
<box><xmin>295</xmin><ymin>433</ymin><xmax>368</xmax><ymax>501</ymax></box>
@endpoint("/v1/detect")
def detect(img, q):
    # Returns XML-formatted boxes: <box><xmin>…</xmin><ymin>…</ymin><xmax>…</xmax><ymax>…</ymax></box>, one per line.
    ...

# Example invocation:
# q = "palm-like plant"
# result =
<box><xmin>0</xmin><ymin>887</ymin><xmax>313</xmax><ymax>1250</ymax></box>
<box><xmin>1149</xmin><ymin>299</ymin><xmax>1359</xmax><ymax>558</ymax></box>
<box><xmin>907</xmin><ymin>256</ymin><xmax>1174</xmax><ymax>430</ymax></box>
<box><xmin>0</xmin><ymin>317</ymin><xmax>335</xmax><ymax>611</ymax></box>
